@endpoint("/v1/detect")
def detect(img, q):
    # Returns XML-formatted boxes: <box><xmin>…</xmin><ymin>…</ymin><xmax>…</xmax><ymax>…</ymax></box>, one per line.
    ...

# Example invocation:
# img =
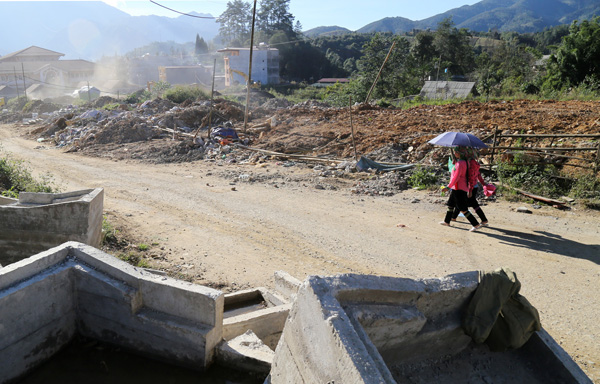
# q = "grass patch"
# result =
<box><xmin>117</xmin><ymin>252</ymin><xmax>151</xmax><ymax>268</ymax></box>
<box><xmin>164</xmin><ymin>85</ymin><xmax>209</xmax><ymax>104</ymax></box>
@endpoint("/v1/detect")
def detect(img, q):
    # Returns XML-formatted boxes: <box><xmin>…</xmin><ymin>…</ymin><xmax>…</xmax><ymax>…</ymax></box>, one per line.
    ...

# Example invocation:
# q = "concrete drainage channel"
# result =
<box><xmin>0</xmin><ymin>242</ymin><xmax>593</xmax><ymax>383</ymax></box>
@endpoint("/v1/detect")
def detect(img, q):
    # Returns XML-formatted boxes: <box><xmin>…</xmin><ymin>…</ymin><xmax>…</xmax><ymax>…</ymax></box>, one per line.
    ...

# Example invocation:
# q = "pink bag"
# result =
<box><xmin>483</xmin><ymin>184</ymin><xmax>496</xmax><ymax>197</ymax></box>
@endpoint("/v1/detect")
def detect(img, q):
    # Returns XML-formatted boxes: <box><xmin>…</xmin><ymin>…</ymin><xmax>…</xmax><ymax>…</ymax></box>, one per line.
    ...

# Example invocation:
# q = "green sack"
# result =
<box><xmin>463</xmin><ymin>267</ymin><xmax>541</xmax><ymax>352</ymax></box>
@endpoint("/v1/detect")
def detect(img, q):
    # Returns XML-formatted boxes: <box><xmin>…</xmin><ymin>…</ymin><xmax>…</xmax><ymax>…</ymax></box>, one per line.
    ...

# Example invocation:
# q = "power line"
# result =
<box><xmin>149</xmin><ymin>0</ymin><xmax>217</xmax><ymax>19</ymax></box>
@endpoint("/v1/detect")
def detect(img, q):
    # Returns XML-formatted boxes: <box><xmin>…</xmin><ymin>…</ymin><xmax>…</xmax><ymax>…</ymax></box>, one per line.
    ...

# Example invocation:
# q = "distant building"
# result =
<box><xmin>218</xmin><ymin>44</ymin><xmax>279</xmax><ymax>86</ymax></box>
<box><xmin>0</xmin><ymin>46</ymin><xmax>95</xmax><ymax>99</ymax></box>
<box><xmin>533</xmin><ymin>55</ymin><xmax>551</xmax><ymax>70</ymax></box>
<box><xmin>420</xmin><ymin>81</ymin><xmax>475</xmax><ymax>100</ymax></box>
<box><xmin>0</xmin><ymin>85</ymin><xmax>19</xmax><ymax>100</ymax></box>
<box><xmin>158</xmin><ymin>65</ymin><xmax>212</xmax><ymax>86</ymax></box>
<box><xmin>312</xmin><ymin>78</ymin><xmax>349</xmax><ymax>87</ymax></box>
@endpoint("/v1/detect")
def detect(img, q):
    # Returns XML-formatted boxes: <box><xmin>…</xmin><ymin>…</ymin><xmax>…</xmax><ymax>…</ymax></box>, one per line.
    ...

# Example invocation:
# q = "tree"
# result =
<box><xmin>355</xmin><ymin>33</ymin><xmax>419</xmax><ymax>100</ymax></box>
<box><xmin>543</xmin><ymin>17</ymin><xmax>600</xmax><ymax>91</ymax></box>
<box><xmin>433</xmin><ymin>18</ymin><xmax>475</xmax><ymax>76</ymax></box>
<box><xmin>411</xmin><ymin>30</ymin><xmax>437</xmax><ymax>81</ymax></box>
<box><xmin>257</xmin><ymin>0</ymin><xmax>295</xmax><ymax>38</ymax></box>
<box><xmin>217</xmin><ymin>0</ymin><xmax>252</xmax><ymax>45</ymax></box>
<box><xmin>195</xmin><ymin>34</ymin><xmax>208</xmax><ymax>57</ymax></box>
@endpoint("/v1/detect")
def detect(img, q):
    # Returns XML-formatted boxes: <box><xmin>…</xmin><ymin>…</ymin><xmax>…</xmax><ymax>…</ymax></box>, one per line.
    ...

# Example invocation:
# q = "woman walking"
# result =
<box><xmin>440</xmin><ymin>146</ymin><xmax>482</xmax><ymax>232</ymax></box>
<box><xmin>452</xmin><ymin>149</ymin><xmax>489</xmax><ymax>226</ymax></box>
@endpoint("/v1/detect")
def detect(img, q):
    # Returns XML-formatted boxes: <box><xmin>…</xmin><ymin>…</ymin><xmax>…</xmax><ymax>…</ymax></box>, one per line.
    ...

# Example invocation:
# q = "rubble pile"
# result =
<box><xmin>3</xmin><ymin>96</ymin><xmax>598</xmax><ymax>176</ymax></box>
<box><xmin>351</xmin><ymin>172</ymin><xmax>410</xmax><ymax>196</ymax></box>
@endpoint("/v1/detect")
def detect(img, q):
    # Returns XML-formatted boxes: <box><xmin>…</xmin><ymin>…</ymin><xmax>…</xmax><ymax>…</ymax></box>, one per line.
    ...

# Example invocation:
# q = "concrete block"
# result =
<box><xmin>273</xmin><ymin>270</ymin><xmax>301</xmax><ymax>301</ymax></box>
<box><xmin>216</xmin><ymin>330</ymin><xmax>274</xmax><ymax>374</ymax></box>
<box><xmin>0</xmin><ymin>242</ymin><xmax>224</xmax><ymax>381</ymax></box>
<box><xmin>347</xmin><ymin>304</ymin><xmax>427</xmax><ymax>352</ymax></box>
<box><xmin>0</xmin><ymin>188</ymin><xmax>104</xmax><ymax>266</ymax></box>
<box><xmin>271</xmin><ymin>276</ymin><xmax>395</xmax><ymax>384</ymax></box>
<box><xmin>223</xmin><ymin>303</ymin><xmax>291</xmax><ymax>350</ymax></box>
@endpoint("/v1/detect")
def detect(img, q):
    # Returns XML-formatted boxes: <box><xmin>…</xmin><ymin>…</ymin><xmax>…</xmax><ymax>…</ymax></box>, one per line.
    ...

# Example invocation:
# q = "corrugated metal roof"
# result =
<box><xmin>420</xmin><ymin>81</ymin><xmax>475</xmax><ymax>100</ymax></box>
<box><xmin>0</xmin><ymin>46</ymin><xmax>64</xmax><ymax>62</ymax></box>
<box><xmin>0</xmin><ymin>60</ymin><xmax>94</xmax><ymax>74</ymax></box>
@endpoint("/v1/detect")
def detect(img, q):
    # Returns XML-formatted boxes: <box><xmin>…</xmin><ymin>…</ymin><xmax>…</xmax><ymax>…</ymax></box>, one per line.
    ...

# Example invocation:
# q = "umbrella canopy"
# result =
<box><xmin>428</xmin><ymin>132</ymin><xmax>488</xmax><ymax>148</ymax></box>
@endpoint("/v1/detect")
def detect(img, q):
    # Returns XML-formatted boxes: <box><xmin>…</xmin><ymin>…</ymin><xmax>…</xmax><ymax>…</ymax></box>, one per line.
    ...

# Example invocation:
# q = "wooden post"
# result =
<box><xmin>364</xmin><ymin>40</ymin><xmax>396</xmax><ymax>104</ymax></box>
<box><xmin>595</xmin><ymin>142</ymin><xmax>600</xmax><ymax>174</ymax></box>
<box><xmin>349</xmin><ymin>96</ymin><xmax>358</xmax><ymax>161</ymax></box>
<box><xmin>21</xmin><ymin>63</ymin><xmax>27</xmax><ymax>101</ymax></box>
<box><xmin>195</xmin><ymin>58</ymin><xmax>217</xmax><ymax>142</ymax></box>
<box><xmin>13</xmin><ymin>67</ymin><xmax>20</xmax><ymax>99</ymax></box>
<box><xmin>489</xmin><ymin>126</ymin><xmax>499</xmax><ymax>171</ymax></box>
<box><xmin>209</xmin><ymin>58</ymin><xmax>216</xmax><ymax>137</ymax></box>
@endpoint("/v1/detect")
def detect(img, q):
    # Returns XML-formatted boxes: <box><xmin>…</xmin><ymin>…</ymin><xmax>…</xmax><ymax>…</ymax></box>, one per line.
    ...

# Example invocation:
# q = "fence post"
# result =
<box><xmin>489</xmin><ymin>126</ymin><xmax>499</xmax><ymax>171</ymax></box>
<box><xmin>595</xmin><ymin>142</ymin><xmax>600</xmax><ymax>174</ymax></box>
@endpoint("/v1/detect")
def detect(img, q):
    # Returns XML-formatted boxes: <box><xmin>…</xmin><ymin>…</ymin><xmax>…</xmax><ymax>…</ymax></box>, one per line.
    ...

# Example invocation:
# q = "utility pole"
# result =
<box><xmin>243</xmin><ymin>0</ymin><xmax>257</xmax><ymax>132</ymax></box>
<box><xmin>435</xmin><ymin>55</ymin><xmax>441</xmax><ymax>100</ymax></box>
<box><xmin>208</xmin><ymin>58</ymin><xmax>216</xmax><ymax>136</ymax></box>
<box><xmin>21</xmin><ymin>63</ymin><xmax>27</xmax><ymax>101</ymax></box>
<box><xmin>13</xmin><ymin>67</ymin><xmax>20</xmax><ymax>99</ymax></box>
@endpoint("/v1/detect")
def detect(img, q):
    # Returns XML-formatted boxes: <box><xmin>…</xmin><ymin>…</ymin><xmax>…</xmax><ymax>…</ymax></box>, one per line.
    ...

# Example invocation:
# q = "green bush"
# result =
<box><xmin>163</xmin><ymin>85</ymin><xmax>208</xmax><ymax>104</ymax></box>
<box><xmin>568</xmin><ymin>173</ymin><xmax>600</xmax><ymax>209</ymax></box>
<box><xmin>0</xmin><ymin>151</ymin><xmax>58</xmax><ymax>197</ymax></box>
<box><xmin>408</xmin><ymin>166</ymin><xmax>439</xmax><ymax>190</ymax></box>
<box><xmin>101</xmin><ymin>215</ymin><xmax>118</xmax><ymax>245</ymax></box>
<box><xmin>496</xmin><ymin>160</ymin><xmax>568</xmax><ymax>198</ymax></box>
<box><xmin>124</xmin><ymin>89</ymin><xmax>152</xmax><ymax>104</ymax></box>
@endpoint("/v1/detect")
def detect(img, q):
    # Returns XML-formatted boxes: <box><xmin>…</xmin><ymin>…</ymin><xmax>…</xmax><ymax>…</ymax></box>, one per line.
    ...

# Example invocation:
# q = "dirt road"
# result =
<box><xmin>1</xmin><ymin>123</ymin><xmax>599</xmax><ymax>381</ymax></box>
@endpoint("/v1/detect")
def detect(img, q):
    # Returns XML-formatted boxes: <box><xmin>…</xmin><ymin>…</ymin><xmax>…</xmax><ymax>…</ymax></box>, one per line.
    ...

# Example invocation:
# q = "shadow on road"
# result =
<box><xmin>479</xmin><ymin>226</ymin><xmax>600</xmax><ymax>265</ymax></box>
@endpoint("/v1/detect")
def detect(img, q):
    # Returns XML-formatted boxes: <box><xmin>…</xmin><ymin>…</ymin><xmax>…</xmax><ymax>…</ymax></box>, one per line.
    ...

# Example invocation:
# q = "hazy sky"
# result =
<box><xmin>102</xmin><ymin>0</ymin><xmax>480</xmax><ymax>31</ymax></box>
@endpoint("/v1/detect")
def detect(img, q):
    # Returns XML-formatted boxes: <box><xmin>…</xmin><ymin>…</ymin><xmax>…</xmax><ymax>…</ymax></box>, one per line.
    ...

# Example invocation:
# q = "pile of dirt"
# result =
<box><xmin>85</xmin><ymin>115</ymin><xmax>161</xmax><ymax>145</ymax></box>
<box><xmin>85</xmin><ymin>96</ymin><xmax>120</xmax><ymax>109</ymax></box>
<box><xmin>11</xmin><ymin>97</ymin><xmax>600</xmax><ymax>172</ymax></box>
<box><xmin>22</xmin><ymin>100</ymin><xmax>62</xmax><ymax>114</ymax></box>
<box><xmin>254</xmin><ymin>99</ymin><xmax>600</xmax><ymax>166</ymax></box>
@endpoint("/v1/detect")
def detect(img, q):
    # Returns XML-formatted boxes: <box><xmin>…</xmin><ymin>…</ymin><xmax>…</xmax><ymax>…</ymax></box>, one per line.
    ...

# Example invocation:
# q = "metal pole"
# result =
<box><xmin>243</xmin><ymin>0</ymin><xmax>258</xmax><ymax>133</ymax></box>
<box><xmin>365</xmin><ymin>40</ymin><xmax>396</xmax><ymax>104</ymax></box>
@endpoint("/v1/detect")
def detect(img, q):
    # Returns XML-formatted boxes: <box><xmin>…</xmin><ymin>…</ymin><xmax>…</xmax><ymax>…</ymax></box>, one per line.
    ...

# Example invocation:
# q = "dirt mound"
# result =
<box><xmin>22</xmin><ymin>100</ymin><xmax>62</xmax><ymax>114</ymax></box>
<box><xmin>253</xmin><ymin>99</ymin><xmax>600</xmax><ymax>165</ymax></box>
<box><xmin>86</xmin><ymin>96</ymin><xmax>120</xmax><ymax>109</ymax></box>
<box><xmin>83</xmin><ymin>115</ymin><xmax>161</xmax><ymax>145</ymax></box>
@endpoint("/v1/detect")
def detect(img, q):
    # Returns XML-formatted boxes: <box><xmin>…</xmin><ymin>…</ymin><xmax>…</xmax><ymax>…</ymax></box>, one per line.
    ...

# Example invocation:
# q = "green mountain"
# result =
<box><xmin>356</xmin><ymin>0</ymin><xmax>600</xmax><ymax>34</ymax></box>
<box><xmin>304</xmin><ymin>26</ymin><xmax>352</xmax><ymax>38</ymax></box>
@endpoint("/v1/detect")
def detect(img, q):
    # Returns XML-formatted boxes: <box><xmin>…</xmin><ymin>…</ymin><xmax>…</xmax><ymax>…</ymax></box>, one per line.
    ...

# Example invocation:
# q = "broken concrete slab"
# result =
<box><xmin>223</xmin><ymin>287</ymin><xmax>291</xmax><ymax>351</ymax></box>
<box><xmin>216</xmin><ymin>330</ymin><xmax>274</xmax><ymax>374</ymax></box>
<box><xmin>268</xmin><ymin>272</ymin><xmax>592</xmax><ymax>384</ymax></box>
<box><xmin>0</xmin><ymin>242</ymin><xmax>223</xmax><ymax>383</ymax></box>
<box><xmin>0</xmin><ymin>188</ymin><xmax>104</xmax><ymax>266</ymax></box>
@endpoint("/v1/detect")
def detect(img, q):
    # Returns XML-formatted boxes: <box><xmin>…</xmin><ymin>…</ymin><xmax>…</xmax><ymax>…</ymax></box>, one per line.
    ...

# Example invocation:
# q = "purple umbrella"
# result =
<box><xmin>428</xmin><ymin>131</ymin><xmax>488</xmax><ymax>148</ymax></box>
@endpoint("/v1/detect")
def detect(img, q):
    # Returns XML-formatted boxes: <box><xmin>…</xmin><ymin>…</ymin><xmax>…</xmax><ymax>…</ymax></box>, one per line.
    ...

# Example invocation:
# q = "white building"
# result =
<box><xmin>218</xmin><ymin>44</ymin><xmax>279</xmax><ymax>86</ymax></box>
